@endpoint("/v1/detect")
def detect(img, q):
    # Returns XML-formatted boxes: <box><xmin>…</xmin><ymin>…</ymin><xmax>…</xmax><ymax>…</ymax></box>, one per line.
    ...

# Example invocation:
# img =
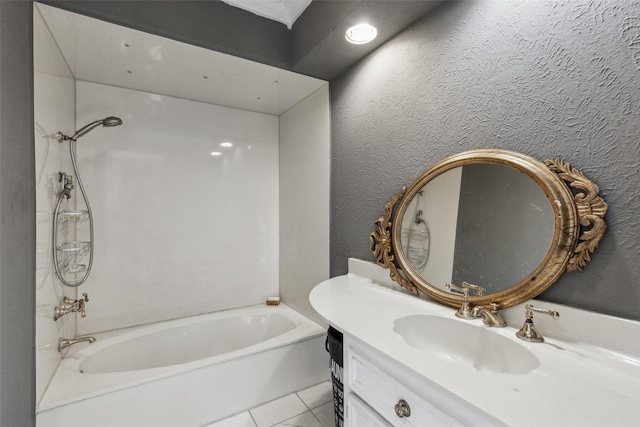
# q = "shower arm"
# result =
<box><xmin>56</xmin><ymin>116</ymin><xmax>123</xmax><ymax>142</ymax></box>
<box><xmin>56</xmin><ymin>121</ymin><xmax>101</xmax><ymax>142</ymax></box>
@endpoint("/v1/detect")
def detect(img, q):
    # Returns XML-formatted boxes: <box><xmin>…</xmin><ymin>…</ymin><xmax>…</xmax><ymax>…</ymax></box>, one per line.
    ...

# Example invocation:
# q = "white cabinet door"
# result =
<box><xmin>345</xmin><ymin>337</ymin><xmax>464</xmax><ymax>427</ymax></box>
<box><xmin>347</xmin><ymin>393</ymin><xmax>392</xmax><ymax>427</ymax></box>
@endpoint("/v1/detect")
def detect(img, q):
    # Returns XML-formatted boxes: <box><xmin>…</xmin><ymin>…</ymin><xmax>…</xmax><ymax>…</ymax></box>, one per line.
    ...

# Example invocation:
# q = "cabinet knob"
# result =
<box><xmin>394</xmin><ymin>399</ymin><xmax>411</xmax><ymax>418</ymax></box>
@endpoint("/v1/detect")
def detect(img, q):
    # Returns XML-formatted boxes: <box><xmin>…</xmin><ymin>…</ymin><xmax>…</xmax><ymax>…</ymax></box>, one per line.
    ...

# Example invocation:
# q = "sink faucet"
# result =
<box><xmin>472</xmin><ymin>303</ymin><xmax>507</xmax><ymax>327</ymax></box>
<box><xmin>58</xmin><ymin>336</ymin><xmax>96</xmax><ymax>352</ymax></box>
<box><xmin>516</xmin><ymin>304</ymin><xmax>560</xmax><ymax>342</ymax></box>
<box><xmin>446</xmin><ymin>282</ymin><xmax>484</xmax><ymax>320</ymax></box>
<box><xmin>54</xmin><ymin>293</ymin><xmax>89</xmax><ymax>321</ymax></box>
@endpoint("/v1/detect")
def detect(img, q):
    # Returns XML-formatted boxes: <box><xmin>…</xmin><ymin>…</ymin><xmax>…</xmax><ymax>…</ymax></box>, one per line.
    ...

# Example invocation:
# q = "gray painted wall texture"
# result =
<box><xmin>452</xmin><ymin>164</ymin><xmax>554</xmax><ymax>294</ymax></box>
<box><xmin>331</xmin><ymin>0</ymin><xmax>640</xmax><ymax>320</ymax></box>
<box><xmin>0</xmin><ymin>1</ymin><xmax>36</xmax><ymax>426</ymax></box>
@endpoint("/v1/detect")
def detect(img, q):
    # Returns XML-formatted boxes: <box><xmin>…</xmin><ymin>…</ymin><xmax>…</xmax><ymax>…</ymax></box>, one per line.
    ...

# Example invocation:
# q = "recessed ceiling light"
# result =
<box><xmin>345</xmin><ymin>23</ymin><xmax>377</xmax><ymax>45</ymax></box>
<box><xmin>210</xmin><ymin>151</ymin><xmax>222</xmax><ymax>156</ymax></box>
<box><xmin>220</xmin><ymin>142</ymin><xmax>233</xmax><ymax>148</ymax></box>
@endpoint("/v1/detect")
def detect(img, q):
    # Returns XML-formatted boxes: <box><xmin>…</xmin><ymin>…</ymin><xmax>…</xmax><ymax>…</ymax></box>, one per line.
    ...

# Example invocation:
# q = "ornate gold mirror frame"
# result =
<box><xmin>370</xmin><ymin>149</ymin><xmax>607</xmax><ymax>309</ymax></box>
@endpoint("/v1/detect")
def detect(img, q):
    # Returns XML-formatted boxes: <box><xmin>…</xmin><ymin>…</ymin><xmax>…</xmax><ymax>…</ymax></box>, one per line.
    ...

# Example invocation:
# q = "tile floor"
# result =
<box><xmin>205</xmin><ymin>381</ymin><xmax>335</xmax><ymax>427</ymax></box>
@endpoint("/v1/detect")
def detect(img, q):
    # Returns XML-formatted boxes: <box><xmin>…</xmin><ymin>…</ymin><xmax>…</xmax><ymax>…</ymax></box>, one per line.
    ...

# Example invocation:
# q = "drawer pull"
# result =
<box><xmin>394</xmin><ymin>399</ymin><xmax>411</xmax><ymax>418</ymax></box>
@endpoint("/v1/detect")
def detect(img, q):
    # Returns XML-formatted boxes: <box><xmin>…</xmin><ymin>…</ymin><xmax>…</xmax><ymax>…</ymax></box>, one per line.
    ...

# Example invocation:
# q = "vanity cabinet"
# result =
<box><xmin>312</xmin><ymin>272</ymin><xmax>640</xmax><ymax>427</ymax></box>
<box><xmin>347</xmin><ymin>394</ymin><xmax>391</xmax><ymax>427</ymax></box>
<box><xmin>345</xmin><ymin>336</ymin><xmax>465</xmax><ymax>427</ymax></box>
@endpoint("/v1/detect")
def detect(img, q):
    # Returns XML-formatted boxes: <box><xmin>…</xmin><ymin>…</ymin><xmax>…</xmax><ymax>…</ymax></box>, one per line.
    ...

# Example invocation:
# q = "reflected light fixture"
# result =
<box><xmin>345</xmin><ymin>23</ymin><xmax>377</xmax><ymax>44</ymax></box>
<box><xmin>210</xmin><ymin>151</ymin><xmax>222</xmax><ymax>156</ymax></box>
<box><xmin>220</xmin><ymin>142</ymin><xmax>233</xmax><ymax>148</ymax></box>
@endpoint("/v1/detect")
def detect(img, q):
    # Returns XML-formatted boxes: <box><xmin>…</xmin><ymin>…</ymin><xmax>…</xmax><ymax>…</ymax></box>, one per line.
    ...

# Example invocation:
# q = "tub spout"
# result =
<box><xmin>59</xmin><ymin>336</ymin><xmax>96</xmax><ymax>352</ymax></box>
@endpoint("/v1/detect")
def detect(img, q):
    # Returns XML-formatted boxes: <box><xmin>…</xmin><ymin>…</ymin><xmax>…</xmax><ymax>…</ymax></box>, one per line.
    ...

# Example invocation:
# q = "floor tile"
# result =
<box><xmin>312</xmin><ymin>401</ymin><xmax>336</xmax><ymax>427</ymax></box>
<box><xmin>203</xmin><ymin>411</ymin><xmax>256</xmax><ymax>427</ymax></box>
<box><xmin>296</xmin><ymin>381</ymin><xmax>333</xmax><ymax>410</ymax></box>
<box><xmin>249</xmin><ymin>393</ymin><xmax>308</xmax><ymax>427</ymax></box>
<box><xmin>272</xmin><ymin>411</ymin><xmax>324</xmax><ymax>427</ymax></box>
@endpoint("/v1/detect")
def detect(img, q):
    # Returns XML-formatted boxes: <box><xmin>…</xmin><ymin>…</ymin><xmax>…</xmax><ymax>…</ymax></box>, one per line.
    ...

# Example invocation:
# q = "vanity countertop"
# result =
<box><xmin>310</xmin><ymin>273</ymin><xmax>640</xmax><ymax>427</ymax></box>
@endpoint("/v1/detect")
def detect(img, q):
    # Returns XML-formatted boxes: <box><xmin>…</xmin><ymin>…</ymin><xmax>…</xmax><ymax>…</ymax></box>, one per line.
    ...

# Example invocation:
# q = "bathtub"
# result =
<box><xmin>36</xmin><ymin>304</ymin><xmax>328</xmax><ymax>427</ymax></box>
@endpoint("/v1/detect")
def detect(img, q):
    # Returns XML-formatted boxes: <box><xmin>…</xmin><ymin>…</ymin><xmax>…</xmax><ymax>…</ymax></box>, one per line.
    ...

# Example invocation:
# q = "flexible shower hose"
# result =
<box><xmin>52</xmin><ymin>139</ymin><xmax>94</xmax><ymax>287</ymax></box>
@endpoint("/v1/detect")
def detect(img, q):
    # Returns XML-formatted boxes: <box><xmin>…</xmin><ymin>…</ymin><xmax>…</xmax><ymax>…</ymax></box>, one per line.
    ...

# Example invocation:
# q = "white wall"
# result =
<box><xmin>279</xmin><ymin>86</ymin><xmax>330</xmax><ymax>324</ymax></box>
<box><xmin>400</xmin><ymin>168</ymin><xmax>462</xmax><ymax>288</ymax></box>
<box><xmin>35</xmin><ymin>5</ymin><xmax>331</xmax><ymax>407</ymax></box>
<box><xmin>33</xmin><ymin>6</ymin><xmax>77</xmax><ymax>404</ymax></box>
<box><xmin>76</xmin><ymin>81</ymin><xmax>280</xmax><ymax>334</ymax></box>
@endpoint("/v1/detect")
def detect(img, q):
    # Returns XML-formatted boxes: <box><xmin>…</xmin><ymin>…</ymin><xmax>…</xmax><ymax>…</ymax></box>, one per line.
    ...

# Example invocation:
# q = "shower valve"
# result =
<box><xmin>53</xmin><ymin>293</ymin><xmax>89</xmax><ymax>321</ymax></box>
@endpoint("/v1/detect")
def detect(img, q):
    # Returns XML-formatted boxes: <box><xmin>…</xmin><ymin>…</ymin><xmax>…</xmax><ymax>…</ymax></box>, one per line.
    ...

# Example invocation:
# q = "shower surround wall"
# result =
<box><xmin>75</xmin><ymin>80</ymin><xmax>279</xmax><ymax>334</ymax></box>
<box><xmin>34</xmin><ymin>6</ymin><xmax>77</xmax><ymax>404</ymax></box>
<box><xmin>331</xmin><ymin>0</ymin><xmax>640</xmax><ymax>320</ymax></box>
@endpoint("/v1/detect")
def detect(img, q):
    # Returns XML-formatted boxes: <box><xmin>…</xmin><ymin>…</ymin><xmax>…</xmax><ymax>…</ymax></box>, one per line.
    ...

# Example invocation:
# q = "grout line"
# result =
<box><xmin>310</xmin><ymin>410</ymin><xmax>325</xmax><ymax>427</ymax></box>
<box><xmin>296</xmin><ymin>391</ymin><xmax>312</xmax><ymax>411</ymax></box>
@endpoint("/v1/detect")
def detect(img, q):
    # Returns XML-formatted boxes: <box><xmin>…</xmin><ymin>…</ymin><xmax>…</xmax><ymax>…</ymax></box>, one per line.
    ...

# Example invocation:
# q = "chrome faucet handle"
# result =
<box><xmin>446</xmin><ymin>283</ymin><xmax>475</xmax><ymax>319</ymax></box>
<box><xmin>446</xmin><ymin>282</ymin><xmax>466</xmax><ymax>295</ymax></box>
<box><xmin>79</xmin><ymin>293</ymin><xmax>89</xmax><ymax>317</ymax></box>
<box><xmin>516</xmin><ymin>304</ymin><xmax>560</xmax><ymax>342</ymax></box>
<box><xmin>461</xmin><ymin>281</ymin><xmax>484</xmax><ymax>296</ymax></box>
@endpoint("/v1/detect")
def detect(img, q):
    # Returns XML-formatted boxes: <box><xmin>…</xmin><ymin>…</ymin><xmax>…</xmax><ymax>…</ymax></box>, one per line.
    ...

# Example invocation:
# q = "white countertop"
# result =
<box><xmin>310</xmin><ymin>272</ymin><xmax>640</xmax><ymax>427</ymax></box>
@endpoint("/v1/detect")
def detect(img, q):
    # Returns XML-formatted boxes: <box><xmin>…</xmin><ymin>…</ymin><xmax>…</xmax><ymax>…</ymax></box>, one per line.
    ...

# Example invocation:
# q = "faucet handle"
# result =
<box><xmin>461</xmin><ymin>281</ymin><xmax>484</xmax><ymax>296</ymax></box>
<box><xmin>446</xmin><ymin>283</ymin><xmax>467</xmax><ymax>296</ymax></box>
<box><xmin>79</xmin><ymin>293</ymin><xmax>89</xmax><ymax>317</ymax></box>
<box><xmin>524</xmin><ymin>304</ymin><xmax>559</xmax><ymax>320</ymax></box>
<box><xmin>516</xmin><ymin>304</ymin><xmax>560</xmax><ymax>342</ymax></box>
<box><xmin>446</xmin><ymin>283</ymin><xmax>475</xmax><ymax>319</ymax></box>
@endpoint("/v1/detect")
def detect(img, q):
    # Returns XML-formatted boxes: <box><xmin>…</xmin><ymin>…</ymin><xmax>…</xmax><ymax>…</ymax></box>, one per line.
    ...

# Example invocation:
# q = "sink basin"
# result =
<box><xmin>394</xmin><ymin>315</ymin><xmax>539</xmax><ymax>374</ymax></box>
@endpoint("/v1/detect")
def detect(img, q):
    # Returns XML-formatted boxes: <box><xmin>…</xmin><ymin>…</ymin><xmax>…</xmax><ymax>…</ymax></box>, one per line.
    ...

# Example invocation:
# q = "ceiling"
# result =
<box><xmin>41</xmin><ymin>0</ymin><xmax>443</xmax><ymax>82</ymax></box>
<box><xmin>228</xmin><ymin>0</ymin><xmax>444</xmax><ymax>80</ymax></box>
<box><xmin>220</xmin><ymin>0</ymin><xmax>313</xmax><ymax>29</ymax></box>
<box><xmin>36</xmin><ymin>3</ymin><xmax>326</xmax><ymax>116</ymax></box>
<box><xmin>290</xmin><ymin>1</ymin><xmax>443</xmax><ymax>80</ymax></box>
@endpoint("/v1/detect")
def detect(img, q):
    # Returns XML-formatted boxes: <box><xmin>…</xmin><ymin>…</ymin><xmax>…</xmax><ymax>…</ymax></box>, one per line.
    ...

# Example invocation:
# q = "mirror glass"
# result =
<box><xmin>372</xmin><ymin>149</ymin><xmax>608</xmax><ymax>309</ymax></box>
<box><xmin>398</xmin><ymin>164</ymin><xmax>555</xmax><ymax>295</ymax></box>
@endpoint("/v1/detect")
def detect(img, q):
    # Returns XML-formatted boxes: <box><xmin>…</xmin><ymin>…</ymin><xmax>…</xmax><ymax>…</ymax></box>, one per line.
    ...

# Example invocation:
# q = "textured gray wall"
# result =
<box><xmin>331</xmin><ymin>0</ymin><xmax>640</xmax><ymax>320</ymax></box>
<box><xmin>452</xmin><ymin>164</ymin><xmax>554</xmax><ymax>294</ymax></box>
<box><xmin>0</xmin><ymin>1</ymin><xmax>36</xmax><ymax>426</ymax></box>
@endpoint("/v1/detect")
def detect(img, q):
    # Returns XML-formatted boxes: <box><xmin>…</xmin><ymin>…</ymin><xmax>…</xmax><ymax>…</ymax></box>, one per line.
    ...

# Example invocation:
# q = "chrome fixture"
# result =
<box><xmin>471</xmin><ymin>303</ymin><xmax>507</xmax><ymax>327</ymax></box>
<box><xmin>516</xmin><ymin>304</ymin><xmax>560</xmax><ymax>343</ymax></box>
<box><xmin>53</xmin><ymin>293</ymin><xmax>89</xmax><ymax>321</ymax></box>
<box><xmin>58</xmin><ymin>335</ymin><xmax>96</xmax><ymax>352</ymax></box>
<box><xmin>394</xmin><ymin>399</ymin><xmax>411</xmax><ymax>418</ymax></box>
<box><xmin>53</xmin><ymin>116</ymin><xmax>123</xmax><ymax>287</ymax></box>
<box><xmin>446</xmin><ymin>282</ymin><xmax>484</xmax><ymax>320</ymax></box>
<box><xmin>55</xmin><ymin>116</ymin><xmax>123</xmax><ymax>142</ymax></box>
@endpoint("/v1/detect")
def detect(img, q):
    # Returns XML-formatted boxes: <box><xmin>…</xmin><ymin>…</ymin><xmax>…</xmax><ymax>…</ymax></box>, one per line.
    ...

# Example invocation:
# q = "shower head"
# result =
<box><xmin>71</xmin><ymin>116</ymin><xmax>123</xmax><ymax>140</ymax></box>
<box><xmin>102</xmin><ymin>117</ymin><xmax>123</xmax><ymax>127</ymax></box>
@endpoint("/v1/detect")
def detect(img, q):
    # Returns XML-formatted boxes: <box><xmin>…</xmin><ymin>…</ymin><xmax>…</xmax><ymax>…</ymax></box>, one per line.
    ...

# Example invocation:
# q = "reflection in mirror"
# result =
<box><xmin>399</xmin><ymin>164</ymin><xmax>555</xmax><ymax>295</ymax></box>
<box><xmin>372</xmin><ymin>149</ymin><xmax>608</xmax><ymax>309</ymax></box>
<box><xmin>400</xmin><ymin>191</ymin><xmax>431</xmax><ymax>271</ymax></box>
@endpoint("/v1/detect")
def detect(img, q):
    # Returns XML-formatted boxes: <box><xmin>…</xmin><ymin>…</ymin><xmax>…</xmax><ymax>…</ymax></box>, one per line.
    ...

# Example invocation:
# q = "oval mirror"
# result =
<box><xmin>370</xmin><ymin>149</ymin><xmax>607</xmax><ymax>309</ymax></box>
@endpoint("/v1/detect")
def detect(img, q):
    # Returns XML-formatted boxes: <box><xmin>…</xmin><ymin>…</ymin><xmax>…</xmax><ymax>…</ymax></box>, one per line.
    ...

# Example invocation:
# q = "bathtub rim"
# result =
<box><xmin>37</xmin><ymin>303</ymin><xmax>325</xmax><ymax>412</ymax></box>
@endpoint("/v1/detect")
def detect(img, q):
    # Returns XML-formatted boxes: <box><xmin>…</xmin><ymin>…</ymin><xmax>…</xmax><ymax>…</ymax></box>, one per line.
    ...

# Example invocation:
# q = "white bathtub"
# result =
<box><xmin>36</xmin><ymin>304</ymin><xmax>328</xmax><ymax>427</ymax></box>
